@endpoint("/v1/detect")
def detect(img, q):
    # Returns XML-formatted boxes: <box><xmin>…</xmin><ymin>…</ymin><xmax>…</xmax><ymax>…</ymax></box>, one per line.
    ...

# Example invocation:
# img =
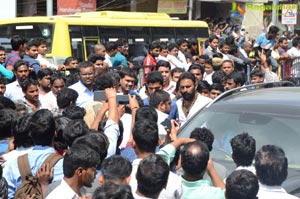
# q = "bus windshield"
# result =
<box><xmin>0</xmin><ymin>23</ymin><xmax>54</xmax><ymax>53</ymax></box>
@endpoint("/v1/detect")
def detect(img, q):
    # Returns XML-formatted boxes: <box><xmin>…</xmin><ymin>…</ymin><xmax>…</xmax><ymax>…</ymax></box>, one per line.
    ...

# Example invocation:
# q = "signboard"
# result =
<box><xmin>157</xmin><ymin>0</ymin><xmax>188</xmax><ymax>14</ymax></box>
<box><xmin>281</xmin><ymin>4</ymin><xmax>297</xmax><ymax>25</ymax></box>
<box><xmin>57</xmin><ymin>0</ymin><xmax>96</xmax><ymax>15</ymax></box>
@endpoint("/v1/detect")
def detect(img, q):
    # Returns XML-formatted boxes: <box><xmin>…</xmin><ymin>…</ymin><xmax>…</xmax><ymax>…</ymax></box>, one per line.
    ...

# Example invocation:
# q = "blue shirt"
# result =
<box><xmin>111</xmin><ymin>51</ymin><xmax>128</xmax><ymax>68</ymax></box>
<box><xmin>143</xmin><ymin>97</ymin><xmax>179</xmax><ymax>120</ymax></box>
<box><xmin>69</xmin><ymin>80</ymin><xmax>94</xmax><ymax>107</ymax></box>
<box><xmin>254</xmin><ymin>33</ymin><xmax>275</xmax><ymax>50</ymax></box>
<box><xmin>0</xmin><ymin>63</ymin><xmax>14</xmax><ymax>80</ymax></box>
<box><xmin>4</xmin><ymin>146</ymin><xmax>64</xmax><ymax>199</ymax></box>
<box><xmin>23</xmin><ymin>55</ymin><xmax>40</xmax><ymax>74</ymax></box>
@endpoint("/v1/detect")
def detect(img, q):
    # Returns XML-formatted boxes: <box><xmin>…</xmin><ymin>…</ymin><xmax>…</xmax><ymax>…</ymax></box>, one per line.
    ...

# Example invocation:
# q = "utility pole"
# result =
<box><xmin>47</xmin><ymin>0</ymin><xmax>53</xmax><ymax>16</ymax></box>
<box><xmin>272</xmin><ymin>0</ymin><xmax>278</xmax><ymax>26</ymax></box>
<box><xmin>131</xmin><ymin>0</ymin><xmax>137</xmax><ymax>12</ymax></box>
<box><xmin>188</xmin><ymin>0</ymin><xmax>193</xmax><ymax>20</ymax></box>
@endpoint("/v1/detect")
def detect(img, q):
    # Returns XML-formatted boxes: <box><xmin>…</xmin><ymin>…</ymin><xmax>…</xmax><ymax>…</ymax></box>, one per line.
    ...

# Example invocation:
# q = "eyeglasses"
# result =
<box><xmin>80</xmin><ymin>72</ymin><xmax>95</xmax><ymax>77</ymax></box>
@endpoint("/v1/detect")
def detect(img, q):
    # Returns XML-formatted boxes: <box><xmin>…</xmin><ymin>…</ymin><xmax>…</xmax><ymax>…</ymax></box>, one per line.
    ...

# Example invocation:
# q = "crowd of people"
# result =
<box><xmin>0</xmin><ymin>25</ymin><xmax>298</xmax><ymax>199</ymax></box>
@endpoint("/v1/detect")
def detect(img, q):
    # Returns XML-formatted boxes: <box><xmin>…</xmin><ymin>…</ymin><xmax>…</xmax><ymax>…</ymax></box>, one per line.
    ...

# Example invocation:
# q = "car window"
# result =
<box><xmin>179</xmin><ymin>105</ymin><xmax>300</xmax><ymax>167</ymax></box>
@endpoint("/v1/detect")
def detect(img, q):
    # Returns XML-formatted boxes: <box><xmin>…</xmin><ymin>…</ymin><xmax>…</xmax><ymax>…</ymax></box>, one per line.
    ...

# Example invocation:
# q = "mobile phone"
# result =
<box><xmin>94</xmin><ymin>91</ymin><xmax>129</xmax><ymax>104</ymax></box>
<box><xmin>161</xmin><ymin>118</ymin><xmax>172</xmax><ymax>130</ymax></box>
<box><xmin>94</xmin><ymin>90</ymin><xmax>106</xmax><ymax>101</ymax></box>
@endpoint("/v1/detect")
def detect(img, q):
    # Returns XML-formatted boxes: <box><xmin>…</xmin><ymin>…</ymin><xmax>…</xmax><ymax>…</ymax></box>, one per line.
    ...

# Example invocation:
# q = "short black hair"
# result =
<box><xmin>197</xmin><ymin>80</ymin><xmax>211</xmax><ymax>93</ymax></box>
<box><xmin>93</xmin><ymin>75</ymin><xmax>114</xmax><ymax>91</ymax></box>
<box><xmin>21</xmin><ymin>78</ymin><xmax>38</xmax><ymax>92</ymax></box>
<box><xmin>50</xmin><ymin>73</ymin><xmax>66</xmax><ymax>86</ymax></box>
<box><xmin>92</xmin><ymin>182</ymin><xmax>134</xmax><ymax>199</ymax></box>
<box><xmin>212</xmin><ymin>70</ymin><xmax>226</xmax><ymax>84</ymax></box>
<box><xmin>181</xmin><ymin>141</ymin><xmax>209</xmax><ymax>177</ymax></box>
<box><xmin>73</xmin><ymin>131</ymin><xmax>109</xmax><ymax>168</ymax></box>
<box><xmin>56</xmin><ymin>88</ymin><xmax>78</xmax><ymax>109</ymax></box>
<box><xmin>29</xmin><ymin>109</ymin><xmax>55</xmax><ymax>146</ymax></box>
<box><xmin>63</xmin><ymin>57</ymin><xmax>77</xmax><ymax>66</ymax></box>
<box><xmin>0</xmin><ymin>96</ymin><xmax>16</xmax><ymax>110</ymax></box>
<box><xmin>250</xmin><ymin>70</ymin><xmax>264</xmax><ymax>79</ymax></box>
<box><xmin>167</xmin><ymin>43</ymin><xmax>179</xmax><ymax>52</ymax></box>
<box><xmin>11</xmin><ymin>35</ymin><xmax>26</xmax><ymax>51</ymax></box>
<box><xmin>268</xmin><ymin>25</ymin><xmax>279</xmax><ymax>34</ymax></box>
<box><xmin>26</xmin><ymin>38</ymin><xmax>39</xmax><ymax>50</ymax></box>
<box><xmin>171</xmin><ymin>67</ymin><xmax>184</xmax><ymax>77</ymax></box>
<box><xmin>230</xmin><ymin>133</ymin><xmax>256</xmax><ymax>167</ymax></box>
<box><xmin>255</xmin><ymin>145</ymin><xmax>288</xmax><ymax>186</ymax></box>
<box><xmin>226</xmin><ymin>72</ymin><xmax>245</xmax><ymax>86</ymax></box>
<box><xmin>88</xmin><ymin>53</ymin><xmax>105</xmax><ymax>64</ymax></box>
<box><xmin>119</xmin><ymin>67</ymin><xmax>136</xmax><ymax>79</ymax></box>
<box><xmin>156</xmin><ymin>60</ymin><xmax>171</xmax><ymax>70</ymax></box>
<box><xmin>190</xmin><ymin>127</ymin><xmax>214</xmax><ymax>151</ymax></box>
<box><xmin>77</xmin><ymin>61</ymin><xmax>94</xmax><ymax>70</ymax></box>
<box><xmin>208</xmin><ymin>34</ymin><xmax>219</xmax><ymax>43</ymax></box>
<box><xmin>12</xmin><ymin>113</ymin><xmax>34</xmax><ymax>148</ymax></box>
<box><xmin>135</xmin><ymin>106</ymin><xmax>158</xmax><ymax>123</ymax></box>
<box><xmin>37</xmin><ymin>68</ymin><xmax>53</xmax><ymax>80</ymax></box>
<box><xmin>132</xmin><ymin>119</ymin><xmax>158</xmax><ymax>153</ymax></box>
<box><xmin>146</xmin><ymin>71</ymin><xmax>163</xmax><ymax>86</ymax></box>
<box><xmin>225</xmin><ymin>169</ymin><xmax>259</xmax><ymax>199</ymax></box>
<box><xmin>13</xmin><ymin>60</ymin><xmax>28</xmax><ymax>72</ymax></box>
<box><xmin>188</xmin><ymin>64</ymin><xmax>204</xmax><ymax>75</ymax></box>
<box><xmin>136</xmin><ymin>154</ymin><xmax>169</xmax><ymax>198</ymax></box>
<box><xmin>63</xmin><ymin>143</ymin><xmax>100</xmax><ymax>178</ymax></box>
<box><xmin>101</xmin><ymin>155</ymin><xmax>132</xmax><ymax>182</ymax></box>
<box><xmin>105</xmin><ymin>42</ymin><xmax>118</xmax><ymax>52</ymax></box>
<box><xmin>178</xmin><ymin>72</ymin><xmax>196</xmax><ymax>86</ymax></box>
<box><xmin>62</xmin><ymin>105</ymin><xmax>86</xmax><ymax>120</ymax></box>
<box><xmin>0</xmin><ymin>109</ymin><xmax>17</xmax><ymax>139</ymax></box>
<box><xmin>53</xmin><ymin>116</ymin><xmax>70</xmax><ymax>153</ymax></box>
<box><xmin>210</xmin><ymin>83</ymin><xmax>224</xmax><ymax>92</ymax></box>
<box><xmin>149</xmin><ymin>90</ymin><xmax>170</xmax><ymax>109</ymax></box>
<box><xmin>63</xmin><ymin>119</ymin><xmax>89</xmax><ymax>147</ymax></box>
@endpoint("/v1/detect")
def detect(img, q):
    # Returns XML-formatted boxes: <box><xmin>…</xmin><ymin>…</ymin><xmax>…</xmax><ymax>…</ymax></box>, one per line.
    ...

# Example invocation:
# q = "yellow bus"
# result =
<box><xmin>0</xmin><ymin>11</ymin><xmax>209</xmax><ymax>64</ymax></box>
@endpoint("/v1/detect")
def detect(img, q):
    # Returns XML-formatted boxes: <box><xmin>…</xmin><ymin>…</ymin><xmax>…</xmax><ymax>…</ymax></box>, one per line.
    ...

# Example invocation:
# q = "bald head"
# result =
<box><xmin>94</xmin><ymin>44</ymin><xmax>106</xmax><ymax>57</ymax></box>
<box><xmin>181</xmin><ymin>141</ymin><xmax>209</xmax><ymax>179</ymax></box>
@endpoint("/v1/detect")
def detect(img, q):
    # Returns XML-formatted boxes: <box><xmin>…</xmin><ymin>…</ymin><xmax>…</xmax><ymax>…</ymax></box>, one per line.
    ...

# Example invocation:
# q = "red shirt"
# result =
<box><xmin>143</xmin><ymin>54</ymin><xmax>157</xmax><ymax>84</ymax></box>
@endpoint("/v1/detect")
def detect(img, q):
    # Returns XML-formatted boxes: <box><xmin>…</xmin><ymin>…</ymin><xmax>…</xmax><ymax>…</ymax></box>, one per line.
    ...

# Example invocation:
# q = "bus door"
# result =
<box><xmin>83</xmin><ymin>38</ymin><xmax>100</xmax><ymax>61</ymax></box>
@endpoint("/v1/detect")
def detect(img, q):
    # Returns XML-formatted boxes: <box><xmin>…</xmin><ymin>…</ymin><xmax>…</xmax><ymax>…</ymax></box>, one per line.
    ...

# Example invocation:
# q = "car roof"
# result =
<box><xmin>215</xmin><ymin>87</ymin><xmax>300</xmax><ymax>107</ymax></box>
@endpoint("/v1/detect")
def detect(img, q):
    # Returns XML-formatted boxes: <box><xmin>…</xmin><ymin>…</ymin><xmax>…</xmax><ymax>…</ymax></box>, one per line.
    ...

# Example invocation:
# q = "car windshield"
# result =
<box><xmin>179</xmin><ymin>103</ymin><xmax>300</xmax><ymax>168</ymax></box>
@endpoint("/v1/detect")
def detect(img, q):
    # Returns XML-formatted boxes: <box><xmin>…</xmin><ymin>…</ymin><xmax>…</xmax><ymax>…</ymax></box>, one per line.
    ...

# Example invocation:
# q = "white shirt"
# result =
<box><xmin>235</xmin><ymin>165</ymin><xmax>256</xmax><ymax>175</ymax></box>
<box><xmin>130</xmin><ymin>158</ymin><xmax>183</xmax><ymax>199</ymax></box>
<box><xmin>287</xmin><ymin>47</ymin><xmax>300</xmax><ymax>59</ymax></box>
<box><xmin>156</xmin><ymin>109</ymin><xmax>169</xmax><ymax>139</ymax></box>
<box><xmin>119</xmin><ymin>113</ymin><xmax>132</xmax><ymax>149</ymax></box>
<box><xmin>46</xmin><ymin>179</ymin><xmax>86</xmax><ymax>199</ymax></box>
<box><xmin>167</xmin><ymin>54</ymin><xmax>186</xmax><ymax>70</ymax></box>
<box><xmin>157</xmin><ymin>55</ymin><xmax>169</xmax><ymax>62</ymax></box>
<box><xmin>176</xmin><ymin>94</ymin><xmax>212</xmax><ymax>126</ymax></box>
<box><xmin>4</xmin><ymin>81</ymin><xmax>24</xmax><ymax>103</ymax></box>
<box><xmin>163</xmin><ymin>81</ymin><xmax>176</xmax><ymax>100</ymax></box>
<box><xmin>203</xmin><ymin>72</ymin><xmax>214</xmax><ymax>85</ymax></box>
<box><xmin>257</xmin><ymin>183</ymin><xmax>299</xmax><ymax>199</ymax></box>
<box><xmin>36</xmin><ymin>54</ymin><xmax>58</xmax><ymax>70</ymax></box>
<box><xmin>40</xmin><ymin>91</ymin><xmax>58</xmax><ymax>110</ymax></box>
<box><xmin>104</xmin><ymin>119</ymin><xmax>120</xmax><ymax>157</ymax></box>
<box><xmin>69</xmin><ymin>80</ymin><xmax>94</xmax><ymax>108</ymax></box>
<box><xmin>104</xmin><ymin>53</ymin><xmax>112</xmax><ymax>68</ymax></box>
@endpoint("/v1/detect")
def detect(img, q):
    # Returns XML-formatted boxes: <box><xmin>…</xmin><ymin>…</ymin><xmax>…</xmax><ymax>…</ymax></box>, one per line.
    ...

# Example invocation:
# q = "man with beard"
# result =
<box><xmin>176</xmin><ymin>72</ymin><xmax>212</xmax><ymax>126</ymax></box>
<box><xmin>21</xmin><ymin>78</ymin><xmax>41</xmax><ymax>113</ymax></box>
<box><xmin>69</xmin><ymin>61</ymin><xmax>95</xmax><ymax>107</ymax></box>
<box><xmin>5</xmin><ymin>60</ymin><xmax>30</xmax><ymax>102</ymax></box>
<box><xmin>118</xmin><ymin>67</ymin><xmax>136</xmax><ymax>95</ymax></box>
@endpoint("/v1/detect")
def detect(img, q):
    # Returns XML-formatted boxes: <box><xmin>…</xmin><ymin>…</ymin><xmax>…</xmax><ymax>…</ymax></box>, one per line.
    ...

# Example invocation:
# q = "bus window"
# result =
<box><xmin>151</xmin><ymin>27</ymin><xmax>175</xmax><ymax>43</ymax></box>
<box><xmin>69</xmin><ymin>25</ymin><xmax>83</xmax><ymax>60</ymax></box>
<box><xmin>83</xmin><ymin>38</ymin><xmax>100</xmax><ymax>60</ymax></box>
<box><xmin>0</xmin><ymin>23</ymin><xmax>53</xmax><ymax>52</ymax></box>
<box><xmin>175</xmin><ymin>27</ymin><xmax>199</xmax><ymax>40</ymax></box>
<box><xmin>82</xmin><ymin>26</ymin><xmax>99</xmax><ymax>37</ymax></box>
<box><xmin>99</xmin><ymin>27</ymin><xmax>126</xmax><ymax>43</ymax></box>
<box><xmin>127</xmin><ymin>27</ymin><xmax>151</xmax><ymax>44</ymax></box>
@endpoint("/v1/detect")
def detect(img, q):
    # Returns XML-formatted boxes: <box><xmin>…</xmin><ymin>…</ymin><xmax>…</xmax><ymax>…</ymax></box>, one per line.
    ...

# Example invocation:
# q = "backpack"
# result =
<box><xmin>14</xmin><ymin>153</ymin><xmax>63</xmax><ymax>199</ymax></box>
